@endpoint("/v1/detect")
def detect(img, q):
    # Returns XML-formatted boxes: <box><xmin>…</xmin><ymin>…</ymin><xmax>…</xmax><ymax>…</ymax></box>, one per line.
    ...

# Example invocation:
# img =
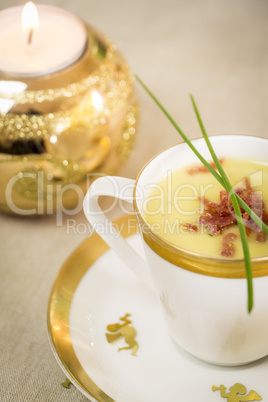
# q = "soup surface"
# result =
<box><xmin>143</xmin><ymin>158</ymin><xmax>268</xmax><ymax>258</ymax></box>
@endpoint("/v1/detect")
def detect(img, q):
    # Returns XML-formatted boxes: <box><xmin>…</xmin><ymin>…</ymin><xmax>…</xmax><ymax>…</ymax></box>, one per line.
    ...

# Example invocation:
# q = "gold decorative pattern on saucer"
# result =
<box><xmin>105</xmin><ymin>313</ymin><xmax>138</xmax><ymax>356</ymax></box>
<box><xmin>212</xmin><ymin>383</ymin><xmax>262</xmax><ymax>401</ymax></box>
<box><xmin>47</xmin><ymin>213</ymin><xmax>268</xmax><ymax>401</ymax></box>
<box><xmin>47</xmin><ymin>214</ymin><xmax>138</xmax><ymax>402</ymax></box>
<box><xmin>61</xmin><ymin>378</ymin><xmax>72</xmax><ymax>389</ymax></box>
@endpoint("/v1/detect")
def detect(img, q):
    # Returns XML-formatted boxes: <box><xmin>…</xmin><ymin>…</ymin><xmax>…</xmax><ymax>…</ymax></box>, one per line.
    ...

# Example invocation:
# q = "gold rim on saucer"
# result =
<box><xmin>47</xmin><ymin>214</ymin><xmax>138</xmax><ymax>401</ymax></box>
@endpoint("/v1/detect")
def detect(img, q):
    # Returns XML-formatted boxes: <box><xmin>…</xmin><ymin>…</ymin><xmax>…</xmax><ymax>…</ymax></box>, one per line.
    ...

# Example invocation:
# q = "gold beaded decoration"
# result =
<box><xmin>0</xmin><ymin>25</ymin><xmax>138</xmax><ymax>215</ymax></box>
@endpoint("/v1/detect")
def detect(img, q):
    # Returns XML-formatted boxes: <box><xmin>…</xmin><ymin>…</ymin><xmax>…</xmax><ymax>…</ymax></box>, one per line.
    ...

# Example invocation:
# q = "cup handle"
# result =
<box><xmin>83</xmin><ymin>176</ymin><xmax>153</xmax><ymax>287</ymax></box>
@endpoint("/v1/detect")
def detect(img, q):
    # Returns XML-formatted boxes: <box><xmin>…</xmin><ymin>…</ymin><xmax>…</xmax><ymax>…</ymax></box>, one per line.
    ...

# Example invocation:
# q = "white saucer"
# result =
<box><xmin>47</xmin><ymin>215</ymin><xmax>267</xmax><ymax>402</ymax></box>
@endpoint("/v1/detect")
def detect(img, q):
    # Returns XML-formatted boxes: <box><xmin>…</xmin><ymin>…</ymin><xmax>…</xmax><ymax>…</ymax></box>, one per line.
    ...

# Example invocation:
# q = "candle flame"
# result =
<box><xmin>22</xmin><ymin>2</ymin><xmax>39</xmax><ymax>30</ymax></box>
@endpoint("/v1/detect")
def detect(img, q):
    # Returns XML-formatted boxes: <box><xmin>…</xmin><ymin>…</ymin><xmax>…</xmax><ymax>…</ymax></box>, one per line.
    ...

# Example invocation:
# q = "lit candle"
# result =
<box><xmin>0</xmin><ymin>3</ymin><xmax>87</xmax><ymax>77</ymax></box>
<box><xmin>21</xmin><ymin>2</ymin><xmax>39</xmax><ymax>46</ymax></box>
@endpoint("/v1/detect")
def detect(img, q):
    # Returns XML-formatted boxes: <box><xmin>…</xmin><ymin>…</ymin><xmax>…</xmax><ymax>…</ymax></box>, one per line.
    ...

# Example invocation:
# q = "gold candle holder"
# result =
<box><xmin>0</xmin><ymin>24</ymin><xmax>138</xmax><ymax>215</ymax></box>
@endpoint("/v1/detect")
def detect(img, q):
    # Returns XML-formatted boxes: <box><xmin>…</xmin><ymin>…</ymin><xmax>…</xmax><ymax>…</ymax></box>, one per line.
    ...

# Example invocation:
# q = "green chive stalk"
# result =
<box><xmin>135</xmin><ymin>76</ymin><xmax>225</xmax><ymax>187</ymax></box>
<box><xmin>136</xmin><ymin>75</ymin><xmax>268</xmax><ymax>313</ymax></box>
<box><xmin>190</xmin><ymin>95</ymin><xmax>253</xmax><ymax>312</ymax></box>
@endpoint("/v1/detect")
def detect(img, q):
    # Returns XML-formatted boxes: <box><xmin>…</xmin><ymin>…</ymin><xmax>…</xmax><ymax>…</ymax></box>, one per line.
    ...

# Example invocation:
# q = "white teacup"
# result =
<box><xmin>83</xmin><ymin>135</ymin><xmax>268</xmax><ymax>366</ymax></box>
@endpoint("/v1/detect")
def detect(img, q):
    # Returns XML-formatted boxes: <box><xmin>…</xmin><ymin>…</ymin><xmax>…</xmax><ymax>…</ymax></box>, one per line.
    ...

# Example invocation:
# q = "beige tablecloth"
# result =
<box><xmin>1</xmin><ymin>0</ymin><xmax>268</xmax><ymax>400</ymax></box>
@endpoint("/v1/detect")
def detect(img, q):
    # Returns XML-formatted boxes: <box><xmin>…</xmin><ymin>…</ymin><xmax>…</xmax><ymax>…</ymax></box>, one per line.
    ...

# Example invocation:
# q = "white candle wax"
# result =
<box><xmin>0</xmin><ymin>4</ymin><xmax>87</xmax><ymax>77</ymax></box>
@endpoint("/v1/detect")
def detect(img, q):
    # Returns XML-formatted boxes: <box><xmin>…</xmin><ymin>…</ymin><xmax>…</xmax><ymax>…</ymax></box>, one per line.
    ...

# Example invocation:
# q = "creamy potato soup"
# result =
<box><xmin>143</xmin><ymin>158</ymin><xmax>268</xmax><ymax>258</ymax></box>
